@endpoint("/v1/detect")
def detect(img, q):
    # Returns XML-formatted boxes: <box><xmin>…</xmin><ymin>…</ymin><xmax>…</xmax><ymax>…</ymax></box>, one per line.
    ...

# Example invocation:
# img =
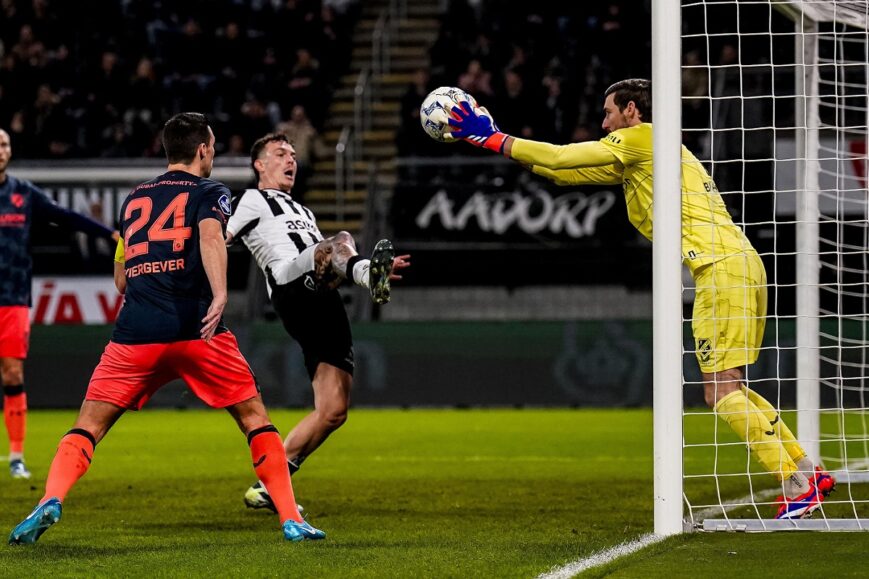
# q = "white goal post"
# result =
<box><xmin>654</xmin><ymin>0</ymin><xmax>869</xmax><ymax>533</ymax></box>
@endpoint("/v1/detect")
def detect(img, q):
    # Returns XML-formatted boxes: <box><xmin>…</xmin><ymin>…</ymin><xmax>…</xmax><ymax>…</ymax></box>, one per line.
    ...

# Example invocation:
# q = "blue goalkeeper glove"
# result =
<box><xmin>447</xmin><ymin>101</ymin><xmax>510</xmax><ymax>154</ymax></box>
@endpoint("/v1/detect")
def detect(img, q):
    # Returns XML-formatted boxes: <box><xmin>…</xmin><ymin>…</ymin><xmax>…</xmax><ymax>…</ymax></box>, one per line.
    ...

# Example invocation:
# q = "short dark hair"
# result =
<box><xmin>162</xmin><ymin>112</ymin><xmax>211</xmax><ymax>164</ymax></box>
<box><xmin>250</xmin><ymin>133</ymin><xmax>291</xmax><ymax>180</ymax></box>
<box><xmin>604</xmin><ymin>79</ymin><xmax>652</xmax><ymax>122</ymax></box>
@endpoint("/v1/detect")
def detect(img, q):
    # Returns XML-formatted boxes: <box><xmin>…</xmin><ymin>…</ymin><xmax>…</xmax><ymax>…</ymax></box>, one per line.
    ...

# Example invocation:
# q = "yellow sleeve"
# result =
<box><xmin>532</xmin><ymin>165</ymin><xmax>623</xmax><ymax>186</ymax></box>
<box><xmin>114</xmin><ymin>238</ymin><xmax>125</xmax><ymax>263</ymax></box>
<box><xmin>511</xmin><ymin>139</ymin><xmax>619</xmax><ymax>170</ymax></box>
<box><xmin>598</xmin><ymin>126</ymin><xmax>652</xmax><ymax>167</ymax></box>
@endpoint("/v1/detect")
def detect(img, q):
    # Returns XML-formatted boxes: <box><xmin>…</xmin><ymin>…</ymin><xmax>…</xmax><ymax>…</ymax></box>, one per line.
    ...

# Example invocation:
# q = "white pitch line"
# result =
<box><xmin>538</xmin><ymin>488</ymin><xmax>784</xmax><ymax>578</ymax></box>
<box><xmin>536</xmin><ymin>533</ymin><xmax>664</xmax><ymax>579</ymax></box>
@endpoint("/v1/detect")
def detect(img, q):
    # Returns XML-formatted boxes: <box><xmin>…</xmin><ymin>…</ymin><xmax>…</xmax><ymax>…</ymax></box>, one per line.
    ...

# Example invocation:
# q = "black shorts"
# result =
<box><xmin>270</xmin><ymin>274</ymin><xmax>354</xmax><ymax>380</ymax></box>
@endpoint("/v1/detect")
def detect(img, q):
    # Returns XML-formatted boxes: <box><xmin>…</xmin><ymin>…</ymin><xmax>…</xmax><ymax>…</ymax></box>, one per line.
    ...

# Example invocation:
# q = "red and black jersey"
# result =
<box><xmin>112</xmin><ymin>171</ymin><xmax>231</xmax><ymax>345</ymax></box>
<box><xmin>0</xmin><ymin>175</ymin><xmax>113</xmax><ymax>307</ymax></box>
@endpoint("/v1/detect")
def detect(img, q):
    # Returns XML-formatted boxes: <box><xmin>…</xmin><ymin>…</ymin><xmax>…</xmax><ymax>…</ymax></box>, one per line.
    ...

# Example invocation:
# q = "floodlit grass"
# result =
<box><xmin>0</xmin><ymin>409</ymin><xmax>867</xmax><ymax>578</ymax></box>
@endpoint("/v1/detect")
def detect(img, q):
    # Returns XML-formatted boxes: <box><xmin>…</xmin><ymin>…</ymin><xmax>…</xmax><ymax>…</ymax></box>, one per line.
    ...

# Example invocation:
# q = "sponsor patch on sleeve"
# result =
<box><xmin>218</xmin><ymin>193</ymin><xmax>232</xmax><ymax>215</ymax></box>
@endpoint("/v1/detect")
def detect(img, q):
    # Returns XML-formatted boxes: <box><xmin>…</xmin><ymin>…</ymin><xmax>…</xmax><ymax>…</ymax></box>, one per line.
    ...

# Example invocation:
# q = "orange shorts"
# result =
<box><xmin>0</xmin><ymin>306</ymin><xmax>30</xmax><ymax>359</ymax></box>
<box><xmin>86</xmin><ymin>331</ymin><xmax>258</xmax><ymax>410</ymax></box>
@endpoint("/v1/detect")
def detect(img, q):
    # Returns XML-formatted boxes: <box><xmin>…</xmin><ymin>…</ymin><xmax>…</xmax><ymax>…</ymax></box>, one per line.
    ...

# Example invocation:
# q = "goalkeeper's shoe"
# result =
<box><xmin>283</xmin><ymin>518</ymin><xmax>326</xmax><ymax>542</ymax></box>
<box><xmin>9</xmin><ymin>459</ymin><xmax>31</xmax><ymax>480</ymax></box>
<box><xmin>814</xmin><ymin>466</ymin><xmax>836</xmax><ymax>497</ymax></box>
<box><xmin>774</xmin><ymin>481</ymin><xmax>823</xmax><ymax>520</ymax></box>
<box><xmin>243</xmin><ymin>481</ymin><xmax>304</xmax><ymax>515</ymax></box>
<box><xmin>369</xmin><ymin>239</ymin><xmax>395</xmax><ymax>305</ymax></box>
<box><xmin>9</xmin><ymin>498</ymin><xmax>62</xmax><ymax>545</ymax></box>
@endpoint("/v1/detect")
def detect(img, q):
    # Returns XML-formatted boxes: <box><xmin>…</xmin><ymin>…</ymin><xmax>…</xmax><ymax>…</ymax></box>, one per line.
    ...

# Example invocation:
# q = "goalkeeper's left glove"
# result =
<box><xmin>447</xmin><ymin>101</ymin><xmax>510</xmax><ymax>154</ymax></box>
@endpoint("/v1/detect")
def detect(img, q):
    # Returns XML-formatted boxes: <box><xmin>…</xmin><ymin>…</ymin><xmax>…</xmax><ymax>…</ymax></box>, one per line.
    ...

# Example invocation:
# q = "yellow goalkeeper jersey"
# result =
<box><xmin>512</xmin><ymin>123</ymin><xmax>755</xmax><ymax>275</ymax></box>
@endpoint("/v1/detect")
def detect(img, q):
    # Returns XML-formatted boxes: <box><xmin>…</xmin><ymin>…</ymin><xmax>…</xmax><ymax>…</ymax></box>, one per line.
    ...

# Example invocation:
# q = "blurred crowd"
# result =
<box><xmin>397</xmin><ymin>0</ymin><xmax>785</xmax><ymax>174</ymax></box>
<box><xmin>0</xmin><ymin>0</ymin><xmax>359</xmax><ymax>160</ymax></box>
<box><xmin>398</xmin><ymin>1</ymin><xmax>651</xmax><ymax>158</ymax></box>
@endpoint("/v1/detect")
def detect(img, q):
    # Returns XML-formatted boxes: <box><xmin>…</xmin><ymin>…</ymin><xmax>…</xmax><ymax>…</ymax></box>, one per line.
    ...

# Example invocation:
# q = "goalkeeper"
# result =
<box><xmin>448</xmin><ymin>78</ymin><xmax>833</xmax><ymax>519</ymax></box>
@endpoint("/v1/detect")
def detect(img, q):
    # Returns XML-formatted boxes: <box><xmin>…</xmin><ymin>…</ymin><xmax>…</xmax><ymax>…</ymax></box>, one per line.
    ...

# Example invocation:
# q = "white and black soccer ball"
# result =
<box><xmin>419</xmin><ymin>86</ymin><xmax>478</xmax><ymax>143</ymax></box>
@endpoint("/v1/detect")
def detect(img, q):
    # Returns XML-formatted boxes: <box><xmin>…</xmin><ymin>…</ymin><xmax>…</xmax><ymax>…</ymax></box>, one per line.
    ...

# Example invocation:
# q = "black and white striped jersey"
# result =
<box><xmin>226</xmin><ymin>188</ymin><xmax>324</xmax><ymax>278</ymax></box>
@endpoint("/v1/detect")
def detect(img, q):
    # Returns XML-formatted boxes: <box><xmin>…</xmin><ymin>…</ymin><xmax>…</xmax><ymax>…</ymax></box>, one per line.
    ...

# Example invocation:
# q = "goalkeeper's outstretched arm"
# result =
<box><xmin>447</xmin><ymin>102</ymin><xmax>621</xmax><ymax>185</ymax></box>
<box><xmin>531</xmin><ymin>164</ymin><xmax>623</xmax><ymax>186</ymax></box>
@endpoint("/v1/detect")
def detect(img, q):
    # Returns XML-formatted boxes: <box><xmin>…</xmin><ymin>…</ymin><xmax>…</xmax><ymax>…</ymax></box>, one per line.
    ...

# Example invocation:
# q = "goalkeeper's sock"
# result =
<box><xmin>783</xmin><ymin>471</ymin><xmax>812</xmax><ymax>499</ymax></box>
<box><xmin>41</xmin><ymin>429</ymin><xmax>96</xmax><ymax>503</ymax></box>
<box><xmin>796</xmin><ymin>457</ymin><xmax>816</xmax><ymax>473</ymax></box>
<box><xmin>741</xmin><ymin>386</ymin><xmax>808</xmax><ymax>465</ymax></box>
<box><xmin>714</xmin><ymin>390</ymin><xmax>799</xmax><ymax>482</ymax></box>
<box><xmin>249</xmin><ymin>425</ymin><xmax>302</xmax><ymax>523</ymax></box>
<box><xmin>3</xmin><ymin>385</ymin><xmax>27</xmax><ymax>456</ymax></box>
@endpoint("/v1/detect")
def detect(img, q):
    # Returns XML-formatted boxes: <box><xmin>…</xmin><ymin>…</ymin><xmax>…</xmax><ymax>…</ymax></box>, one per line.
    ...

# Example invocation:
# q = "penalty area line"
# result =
<box><xmin>536</xmin><ymin>533</ymin><xmax>664</xmax><ymax>579</ymax></box>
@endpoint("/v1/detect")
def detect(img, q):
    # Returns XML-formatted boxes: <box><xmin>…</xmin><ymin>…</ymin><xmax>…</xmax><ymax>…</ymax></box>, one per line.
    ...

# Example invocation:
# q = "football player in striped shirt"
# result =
<box><xmin>227</xmin><ymin>132</ymin><xmax>410</xmax><ymax>512</ymax></box>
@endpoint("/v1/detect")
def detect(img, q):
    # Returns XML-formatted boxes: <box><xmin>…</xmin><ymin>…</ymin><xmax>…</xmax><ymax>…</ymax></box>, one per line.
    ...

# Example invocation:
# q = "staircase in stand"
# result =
<box><xmin>306</xmin><ymin>0</ymin><xmax>442</xmax><ymax>237</ymax></box>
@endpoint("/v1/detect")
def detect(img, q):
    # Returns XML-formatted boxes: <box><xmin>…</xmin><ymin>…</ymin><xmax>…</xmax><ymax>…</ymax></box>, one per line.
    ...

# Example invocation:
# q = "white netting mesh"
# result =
<box><xmin>680</xmin><ymin>0</ymin><xmax>869</xmax><ymax>529</ymax></box>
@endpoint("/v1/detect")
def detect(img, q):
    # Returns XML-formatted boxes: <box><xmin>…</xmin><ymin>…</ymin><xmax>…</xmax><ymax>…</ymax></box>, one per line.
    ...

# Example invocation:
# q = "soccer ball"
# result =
<box><xmin>419</xmin><ymin>86</ymin><xmax>478</xmax><ymax>143</ymax></box>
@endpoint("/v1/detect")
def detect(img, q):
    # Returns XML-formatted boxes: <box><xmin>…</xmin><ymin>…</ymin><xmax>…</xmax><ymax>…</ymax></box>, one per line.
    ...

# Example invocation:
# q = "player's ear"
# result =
<box><xmin>253</xmin><ymin>157</ymin><xmax>265</xmax><ymax>173</ymax></box>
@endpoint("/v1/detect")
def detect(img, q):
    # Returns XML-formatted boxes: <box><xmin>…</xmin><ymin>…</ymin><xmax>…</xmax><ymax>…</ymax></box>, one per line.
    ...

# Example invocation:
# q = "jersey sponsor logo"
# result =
<box><xmin>286</xmin><ymin>219</ymin><xmax>318</xmax><ymax>232</ymax></box>
<box><xmin>10</xmin><ymin>193</ymin><xmax>24</xmax><ymax>208</ymax></box>
<box><xmin>218</xmin><ymin>193</ymin><xmax>231</xmax><ymax>215</ymax></box>
<box><xmin>606</xmin><ymin>134</ymin><xmax>622</xmax><ymax>144</ymax></box>
<box><xmin>0</xmin><ymin>214</ymin><xmax>26</xmax><ymax>226</ymax></box>
<box><xmin>133</xmin><ymin>179</ymin><xmax>197</xmax><ymax>193</ymax></box>
<box><xmin>125</xmin><ymin>258</ymin><xmax>186</xmax><ymax>278</ymax></box>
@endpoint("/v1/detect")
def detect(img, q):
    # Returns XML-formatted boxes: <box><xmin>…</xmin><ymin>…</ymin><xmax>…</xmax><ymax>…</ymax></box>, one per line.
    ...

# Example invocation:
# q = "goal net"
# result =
<box><xmin>678</xmin><ymin>0</ymin><xmax>869</xmax><ymax>531</ymax></box>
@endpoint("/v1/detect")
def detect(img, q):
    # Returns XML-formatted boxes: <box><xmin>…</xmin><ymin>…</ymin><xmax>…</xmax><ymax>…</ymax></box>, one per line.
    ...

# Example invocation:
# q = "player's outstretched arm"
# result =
<box><xmin>199</xmin><ymin>218</ymin><xmax>228</xmax><ymax>342</ymax></box>
<box><xmin>31</xmin><ymin>185</ymin><xmax>117</xmax><ymax>239</ymax></box>
<box><xmin>447</xmin><ymin>102</ymin><xmax>619</xmax><ymax>174</ymax></box>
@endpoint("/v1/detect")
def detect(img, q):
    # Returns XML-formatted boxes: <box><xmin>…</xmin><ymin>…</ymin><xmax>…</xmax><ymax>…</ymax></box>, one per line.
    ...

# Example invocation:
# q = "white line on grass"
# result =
<box><xmin>538</xmin><ymin>488</ymin><xmax>782</xmax><ymax>577</ymax></box>
<box><xmin>536</xmin><ymin>533</ymin><xmax>664</xmax><ymax>579</ymax></box>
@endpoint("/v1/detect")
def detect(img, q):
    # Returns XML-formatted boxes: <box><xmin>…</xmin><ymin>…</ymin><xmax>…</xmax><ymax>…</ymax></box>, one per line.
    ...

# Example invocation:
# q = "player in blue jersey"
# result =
<box><xmin>0</xmin><ymin>128</ymin><xmax>117</xmax><ymax>480</ymax></box>
<box><xmin>9</xmin><ymin>113</ymin><xmax>324</xmax><ymax>545</ymax></box>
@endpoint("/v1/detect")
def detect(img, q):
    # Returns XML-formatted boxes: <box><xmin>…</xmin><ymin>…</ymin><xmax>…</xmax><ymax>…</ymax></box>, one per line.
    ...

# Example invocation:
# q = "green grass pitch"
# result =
<box><xmin>1</xmin><ymin>409</ymin><xmax>868</xmax><ymax>577</ymax></box>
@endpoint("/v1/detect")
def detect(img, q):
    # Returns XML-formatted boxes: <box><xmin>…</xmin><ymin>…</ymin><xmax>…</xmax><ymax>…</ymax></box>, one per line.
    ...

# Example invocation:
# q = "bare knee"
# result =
<box><xmin>226</xmin><ymin>396</ymin><xmax>273</xmax><ymax>437</ymax></box>
<box><xmin>331</xmin><ymin>231</ymin><xmax>356</xmax><ymax>248</ymax></box>
<box><xmin>703</xmin><ymin>369</ymin><xmax>744</xmax><ymax>408</ymax></box>
<box><xmin>1</xmin><ymin>359</ymin><xmax>24</xmax><ymax>385</ymax></box>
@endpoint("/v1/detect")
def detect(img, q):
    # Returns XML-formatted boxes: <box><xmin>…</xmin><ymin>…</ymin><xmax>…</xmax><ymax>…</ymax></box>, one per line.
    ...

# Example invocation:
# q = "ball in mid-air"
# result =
<box><xmin>419</xmin><ymin>86</ymin><xmax>478</xmax><ymax>143</ymax></box>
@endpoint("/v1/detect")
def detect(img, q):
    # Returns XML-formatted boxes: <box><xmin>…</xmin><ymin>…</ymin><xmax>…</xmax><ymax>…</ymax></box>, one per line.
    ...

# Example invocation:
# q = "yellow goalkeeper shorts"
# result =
<box><xmin>691</xmin><ymin>250</ymin><xmax>767</xmax><ymax>374</ymax></box>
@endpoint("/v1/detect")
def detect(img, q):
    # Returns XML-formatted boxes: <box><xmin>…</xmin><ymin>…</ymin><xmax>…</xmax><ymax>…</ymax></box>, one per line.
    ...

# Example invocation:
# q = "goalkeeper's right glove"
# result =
<box><xmin>447</xmin><ymin>101</ymin><xmax>510</xmax><ymax>154</ymax></box>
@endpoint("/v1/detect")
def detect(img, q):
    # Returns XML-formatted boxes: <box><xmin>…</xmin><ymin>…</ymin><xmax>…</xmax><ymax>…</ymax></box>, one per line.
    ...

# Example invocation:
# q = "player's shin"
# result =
<box><xmin>248</xmin><ymin>425</ymin><xmax>303</xmax><ymax>523</ymax></box>
<box><xmin>741</xmin><ymin>386</ymin><xmax>809</xmax><ymax>467</ymax></box>
<box><xmin>3</xmin><ymin>385</ymin><xmax>27</xmax><ymax>459</ymax></box>
<box><xmin>41</xmin><ymin>428</ymin><xmax>96</xmax><ymax>503</ymax></box>
<box><xmin>714</xmin><ymin>390</ymin><xmax>804</xmax><ymax>495</ymax></box>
